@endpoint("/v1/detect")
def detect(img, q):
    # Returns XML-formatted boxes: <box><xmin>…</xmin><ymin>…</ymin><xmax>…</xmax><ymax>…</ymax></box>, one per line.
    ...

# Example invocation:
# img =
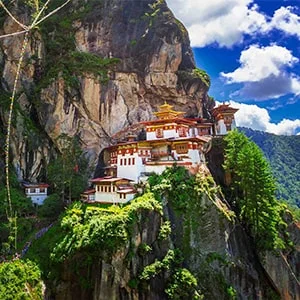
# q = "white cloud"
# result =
<box><xmin>221</xmin><ymin>45</ymin><xmax>298</xmax><ymax>82</ymax></box>
<box><xmin>166</xmin><ymin>0</ymin><xmax>267</xmax><ymax>47</ymax></box>
<box><xmin>221</xmin><ymin>45</ymin><xmax>300</xmax><ymax>100</ymax></box>
<box><xmin>291</xmin><ymin>76</ymin><xmax>300</xmax><ymax>96</ymax></box>
<box><xmin>227</xmin><ymin>101</ymin><xmax>300</xmax><ymax>135</ymax></box>
<box><xmin>270</xmin><ymin>6</ymin><xmax>300</xmax><ymax>38</ymax></box>
<box><xmin>165</xmin><ymin>0</ymin><xmax>300</xmax><ymax>47</ymax></box>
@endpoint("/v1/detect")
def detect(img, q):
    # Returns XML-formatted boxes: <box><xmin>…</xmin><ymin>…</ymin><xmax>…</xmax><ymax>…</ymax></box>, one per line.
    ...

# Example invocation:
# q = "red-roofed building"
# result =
<box><xmin>87</xmin><ymin>176</ymin><xmax>135</xmax><ymax>204</ymax></box>
<box><xmin>100</xmin><ymin>103</ymin><xmax>219</xmax><ymax>182</ymax></box>
<box><xmin>211</xmin><ymin>103</ymin><xmax>239</xmax><ymax>135</ymax></box>
<box><xmin>83</xmin><ymin>102</ymin><xmax>238</xmax><ymax>204</ymax></box>
<box><xmin>81</xmin><ymin>189</ymin><xmax>96</xmax><ymax>202</ymax></box>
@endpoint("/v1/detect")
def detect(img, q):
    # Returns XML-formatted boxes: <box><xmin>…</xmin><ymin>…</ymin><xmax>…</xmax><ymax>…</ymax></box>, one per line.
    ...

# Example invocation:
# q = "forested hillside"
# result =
<box><xmin>240</xmin><ymin>127</ymin><xmax>300</xmax><ymax>208</ymax></box>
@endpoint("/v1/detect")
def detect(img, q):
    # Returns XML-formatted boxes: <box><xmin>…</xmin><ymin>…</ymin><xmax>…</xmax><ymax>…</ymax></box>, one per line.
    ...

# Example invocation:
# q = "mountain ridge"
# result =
<box><xmin>239</xmin><ymin>127</ymin><xmax>300</xmax><ymax>208</ymax></box>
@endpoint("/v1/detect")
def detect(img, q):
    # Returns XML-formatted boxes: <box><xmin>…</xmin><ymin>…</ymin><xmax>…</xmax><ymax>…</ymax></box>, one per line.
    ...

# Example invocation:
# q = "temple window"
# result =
<box><xmin>132</xmin><ymin>158</ymin><xmax>135</xmax><ymax>165</ymax></box>
<box><xmin>156</xmin><ymin>128</ymin><xmax>164</xmax><ymax>138</ymax></box>
<box><xmin>40</xmin><ymin>188</ymin><xmax>45</xmax><ymax>193</ymax></box>
<box><xmin>176</xmin><ymin>144</ymin><xmax>188</xmax><ymax>154</ymax></box>
<box><xmin>124</xmin><ymin>158</ymin><xmax>127</xmax><ymax>166</ymax></box>
<box><xmin>178</xmin><ymin>127</ymin><xmax>187</xmax><ymax>137</ymax></box>
<box><xmin>30</xmin><ymin>188</ymin><xmax>35</xmax><ymax>193</ymax></box>
<box><xmin>120</xmin><ymin>159</ymin><xmax>123</xmax><ymax>166</ymax></box>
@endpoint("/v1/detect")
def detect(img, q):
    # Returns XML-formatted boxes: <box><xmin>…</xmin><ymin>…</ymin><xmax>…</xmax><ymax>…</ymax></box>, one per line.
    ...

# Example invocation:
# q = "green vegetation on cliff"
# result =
<box><xmin>148</xmin><ymin>166</ymin><xmax>237</xmax><ymax>299</ymax></box>
<box><xmin>51</xmin><ymin>193</ymin><xmax>162</xmax><ymax>261</ymax></box>
<box><xmin>177</xmin><ymin>68</ymin><xmax>211</xmax><ymax>88</ymax></box>
<box><xmin>223</xmin><ymin>130</ymin><xmax>289</xmax><ymax>251</ymax></box>
<box><xmin>0</xmin><ymin>169</ymin><xmax>35</xmax><ymax>254</ymax></box>
<box><xmin>25</xmin><ymin>185</ymin><xmax>202</xmax><ymax>299</ymax></box>
<box><xmin>34</xmin><ymin>0</ymin><xmax>120</xmax><ymax>90</ymax></box>
<box><xmin>240</xmin><ymin>127</ymin><xmax>300</xmax><ymax>208</ymax></box>
<box><xmin>140</xmin><ymin>249</ymin><xmax>202</xmax><ymax>299</ymax></box>
<box><xmin>0</xmin><ymin>259</ymin><xmax>43</xmax><ymax>300</ymax></box>
<box><xmin>26</xmin><ymin>193</ymin><xmax>162</xmax><ymax>272</ymax></box>
<box><xmin>47</xmin><ymin>134</ymin><xmax>89</xmax><ymax>202</ymax></box>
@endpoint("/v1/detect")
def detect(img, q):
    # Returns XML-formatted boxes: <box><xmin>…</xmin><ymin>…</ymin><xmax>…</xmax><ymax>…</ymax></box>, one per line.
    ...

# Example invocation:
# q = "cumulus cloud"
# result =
<box><xmin>221</xmin><ymin>45</ymin><xmax>300</xmax><ymax>100</ymax></box>
<box><xmin>237</xmin><ymin>75</ymin><xmax>296</xmax><ymax>100</ymax></box>
<box><xmin>270</xmin><ymin>6</ymin><xmax>300</xmax><ymax>39</ymax></box>
<box><xmin>221</xmin><ymin>45</ymin><xmax>298</xmax><ymax>82</ymax></box>
<box><xmin>166</xmin><ymin>0</ymin><xmax>267</xmax><ymax>47</ymax></box>
<box><xmin>166</xmin><ymin>0</ymin><xmax>300</xmax><ymax>47</ymax></box>
<box><xmin>227</xmin><ymin>101</ymin><xmax>300</xmax><ymax>135</ymax></box>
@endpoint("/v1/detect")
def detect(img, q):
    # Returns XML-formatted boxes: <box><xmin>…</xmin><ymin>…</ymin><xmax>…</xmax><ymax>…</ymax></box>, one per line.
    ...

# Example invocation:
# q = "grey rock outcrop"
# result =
<box><xmin>0</xmin><ymin>0</ymin><xmax>211</xmax><ymax>181</ymax></box>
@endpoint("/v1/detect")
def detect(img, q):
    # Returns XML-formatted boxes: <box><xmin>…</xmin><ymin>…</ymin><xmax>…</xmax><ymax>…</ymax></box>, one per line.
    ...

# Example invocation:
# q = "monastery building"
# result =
<box><xmin>82</xmin><ymin>102</ymin><xmax>238</xmax><ymax>204</ymax></box>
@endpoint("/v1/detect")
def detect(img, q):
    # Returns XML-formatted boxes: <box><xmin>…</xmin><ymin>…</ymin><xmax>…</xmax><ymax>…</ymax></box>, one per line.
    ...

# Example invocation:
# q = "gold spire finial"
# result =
<box><xmin>154</xmin><ymin>101</ymin><xmax>185</xmax><ymax>119</ymax></box>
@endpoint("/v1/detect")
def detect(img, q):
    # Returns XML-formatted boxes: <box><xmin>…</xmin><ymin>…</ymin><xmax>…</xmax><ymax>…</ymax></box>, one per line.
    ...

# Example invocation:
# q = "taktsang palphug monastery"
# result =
<box><xmin>81</xmin><ymin>102</ymin><xmax>238</xmax><ymax>204</ymax></box>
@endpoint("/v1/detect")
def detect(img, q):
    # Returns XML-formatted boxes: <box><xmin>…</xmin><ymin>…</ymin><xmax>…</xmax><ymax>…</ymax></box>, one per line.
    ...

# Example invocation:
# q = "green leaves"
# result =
<box><xmin>149</xmin><ymin>165</ymin><xmax>196</xmax><ymax>212</ymax></box>
<box><xmin>192</xmin><ymin>68</ymin><xmax>211</xmax><ymax>88</ymax></box>
<box><xmin>165</xmin><ymin>268</ymin><xmax>202</xmax><ymax>300</ymax></box>
<box><xmin>140</xmin><ymin>249</ymin><xmax>202</xmax><ymax>299</ymax></box>
<box><xmin>51</xmin><ymin>193</ymin><xmax>162</xmax><ymax>262</ymax></box>
<box><xmin>223</xmin><ymin>130</ymin><xmax>288</xmax><ymax>251</ymax></box>
<box><xmin>241</xmin><ymin>128</ymin><xmax>300</xmax><ymax>208</ymax></box>
<box><xmin>0</xmin><ymin>188</ymin><xmax>32</xmax><ymax>220</ymax></box>
<box><xmin>47</xmin><ymin>134</ymin><xmax>89</xmax><ymax>201</ymax></box>
<box><xmin>177</xmin><ymin>68</ymin><xmax>211</xmax><ymax>89</ymax></box>
<box><xmin>0</xmin><ymin>260</ymin><xmax>43</xmax><ymax>300</ymax></box>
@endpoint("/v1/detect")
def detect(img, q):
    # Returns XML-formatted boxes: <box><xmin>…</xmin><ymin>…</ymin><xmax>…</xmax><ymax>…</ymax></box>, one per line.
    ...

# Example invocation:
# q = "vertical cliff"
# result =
<box><xmin>0</xmin><ymin>0</ymin><xmax>213</xmax><ymax>181</ymax></box>
<box><xmin>27</xmin><ymin>166</ymin><xmax>299</xmax><ymax>300</ymax></box>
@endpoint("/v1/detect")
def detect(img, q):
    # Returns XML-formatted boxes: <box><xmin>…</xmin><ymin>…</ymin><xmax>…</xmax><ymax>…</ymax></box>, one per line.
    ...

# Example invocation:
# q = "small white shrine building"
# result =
<box><xmin>23</xmin><ymin>183</ymin><xmax>49</xmax><ymax>205</ymax></box>
<box><xmin>90</xmin><ymin>177</ymin><xmax>135</xmax><ymax>204</ymax></box>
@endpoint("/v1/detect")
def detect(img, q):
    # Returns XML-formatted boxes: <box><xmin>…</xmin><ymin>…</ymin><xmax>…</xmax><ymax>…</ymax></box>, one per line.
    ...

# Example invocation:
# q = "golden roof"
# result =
<box><xmin>154</xmin><ymin>102</ymin><xmax>185</xmax><ymax>120</ymax></box>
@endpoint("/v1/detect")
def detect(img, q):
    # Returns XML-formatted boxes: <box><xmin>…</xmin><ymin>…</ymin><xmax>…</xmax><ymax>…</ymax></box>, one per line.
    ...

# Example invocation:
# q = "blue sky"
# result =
<box><xmin>166</xmin><ymin>0</ymin><xmax>300</xmax><ymax>135</ymax></box>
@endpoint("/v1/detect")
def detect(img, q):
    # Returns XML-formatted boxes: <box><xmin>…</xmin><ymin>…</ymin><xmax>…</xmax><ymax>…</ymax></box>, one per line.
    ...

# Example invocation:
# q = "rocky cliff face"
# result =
<box><xmin>1</xmin><ymin>2</ymin><xmax>298</xmax><ymax>299</ymax></box>
<box><xmin>49</xmin><ymin>208</ymin><xmax>169</xmax><ymax>300</ymax></box>
<box><xmin>41</xmin><ymin>166</ymin><xmax>299</xmax><ymax>300</ymax></box>
<box><xmin>0</xmin><ymin>0</ymin><xmax>212</xmax><ymax>181</ymax></box>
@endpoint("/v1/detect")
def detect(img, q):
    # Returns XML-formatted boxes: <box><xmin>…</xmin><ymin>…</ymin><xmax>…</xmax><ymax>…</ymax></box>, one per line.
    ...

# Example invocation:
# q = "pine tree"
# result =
<box><xmin>224</xmin><ymin>130</ymin><xmax>287</xmax><ymax>251</ymax></box>
<box><xmin>47</xmin><ymin>134</ymin><xmax>89</xmax><ymax>202</ymax></box>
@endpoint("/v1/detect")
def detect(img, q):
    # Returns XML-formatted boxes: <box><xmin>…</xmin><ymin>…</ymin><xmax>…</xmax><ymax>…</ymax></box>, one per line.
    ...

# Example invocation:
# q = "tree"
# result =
<box><xmin>0</xmin><ymin>259</ymin><xmax>43</xmax><ymax>299</ymax></box>
<box><xmin>47</xmin><ymin>134</ymin><xmax>89</xmax><ymax>202</ymax></box>
<box><xmin>38</xmin><ymin>193</ymin><xmax>64</xmax><ymax>219</ymax></box>
<box><xmin>0</xmin><ymin>188</ymin><xmax>32</xmax><ymax>220</ymax></box>
<box><xmin>0</xmin><ymin>187</ymin><xmax>33</xmax><ymax>253</ymax></box>
<box><xmin>223</xmin><ymin>130</ymin><xmax>287</xmax><ymax>251</ymax></box>
<box><xmin>1</xmin><ymin>0</ymin><xmax>72</xmax><ymax>251</ymax></box>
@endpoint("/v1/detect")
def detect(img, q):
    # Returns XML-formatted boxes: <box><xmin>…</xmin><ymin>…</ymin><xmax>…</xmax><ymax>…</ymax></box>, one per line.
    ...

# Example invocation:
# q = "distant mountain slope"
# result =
<box><xmin>240</xmin><ymin>127</ymin><xmax>300</xmax><ymax>208</ymax></box>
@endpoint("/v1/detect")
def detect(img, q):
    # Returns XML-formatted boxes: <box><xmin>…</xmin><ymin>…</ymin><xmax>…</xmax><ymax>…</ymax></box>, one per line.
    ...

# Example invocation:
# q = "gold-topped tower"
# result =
<box><xmin>153</xmin><ymin>102</ymin><xmax>185</xmax><ymax>120</ymax></box>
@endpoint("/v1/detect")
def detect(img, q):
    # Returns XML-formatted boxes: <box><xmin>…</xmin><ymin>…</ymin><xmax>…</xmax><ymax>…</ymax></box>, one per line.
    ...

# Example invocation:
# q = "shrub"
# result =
<box><xmin>0</xmin><ymin>259</ymin><xmax>43</xmax><ymax>300</ymax></box>
<box><xmin>158</xmin><ymin>221</ymin><xmax>171</xmax><ymax>240</ymax></box>
<box><xmin>165</xmin><ymin>268</ymin><xmax>203</xmax><ymax>300</ymax></box>
<box><xmin>38</xmin><ymin>193</ymin><xmax>64</xmax><ymax>219</ymax></box>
